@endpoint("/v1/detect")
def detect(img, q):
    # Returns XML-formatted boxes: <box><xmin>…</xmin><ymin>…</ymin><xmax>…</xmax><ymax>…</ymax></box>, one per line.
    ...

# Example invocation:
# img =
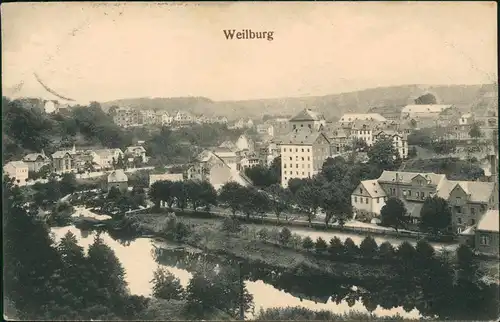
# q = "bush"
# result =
<box><xmin>289</xmin><ymin>234</ymin><xmax>302</xmax><ymax>250</ymax></box>
<box><xmin>278</xmin><ymin>227</ymin><xmax>292</xmax><ymax>246</ymax></box>
<box><xmin>221</xmin><ymin>217</ymin><xmax>242</xmax><ymax>234</ymax></box>
<box><xmin>344</xmin><ymin>238</ymin><xmax>359</xmax><ymax>256</ymax></box>
<box><xmin>359</xmin><ymin>236</ymin><xmax>378</xmax><ymax>258</ymax></box>
<box><xmin>257</xmin><ymin>228</ymin><xmax>270</xmax><ymax>242</ymax></box>
<box><xmin>302</xmin><ymin>236</ymin><xmax>314</xmax><ymax>251</ymax></box>
<box><xmin>328</xmin><ymin>237</ymin><xmax>344</xmax><ymax>257</ymax></box>
<box><xmin>315</xmin><ymin>237</ymin><xmax>328</xmax><ymax>253</ymax></box>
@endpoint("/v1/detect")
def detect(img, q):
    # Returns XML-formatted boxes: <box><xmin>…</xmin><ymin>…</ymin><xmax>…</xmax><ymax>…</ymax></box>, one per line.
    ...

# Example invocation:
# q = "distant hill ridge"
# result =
<box><xmin>100</xmin><ymin>84</ymin><xmax>497</xmax><ymax>120</ymax></box>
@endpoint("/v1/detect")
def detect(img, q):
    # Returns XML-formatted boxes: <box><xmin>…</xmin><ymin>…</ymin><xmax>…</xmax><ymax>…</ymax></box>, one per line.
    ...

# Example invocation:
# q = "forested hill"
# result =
<box><xmin>2</xmin><ymin>98</ymin><xmax>133</xmax><ymax>162</ymax></box>
<box><xmin>101</xmin><ymin>83</ymin><xmax>497</xmax><ymax>120</ymax></box>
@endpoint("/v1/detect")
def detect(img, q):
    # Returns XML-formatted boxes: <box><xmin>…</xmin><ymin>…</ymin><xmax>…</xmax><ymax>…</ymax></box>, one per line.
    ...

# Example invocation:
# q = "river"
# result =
<box><xmin>51</xmin><ymin>225</ymin><xmax>421</xmax><ymax>320</ymax></box>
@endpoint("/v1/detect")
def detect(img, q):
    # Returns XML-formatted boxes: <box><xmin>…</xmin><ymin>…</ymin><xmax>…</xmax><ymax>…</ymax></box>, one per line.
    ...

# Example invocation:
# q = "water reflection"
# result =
<box><xmin>51</xmin><ymin>226</ymin><xmax>421</xmax><ymax>319</ymax></box>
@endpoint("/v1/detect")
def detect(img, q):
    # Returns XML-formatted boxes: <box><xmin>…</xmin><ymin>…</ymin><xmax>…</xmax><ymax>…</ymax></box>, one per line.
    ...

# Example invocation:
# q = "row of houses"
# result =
<box><xmin>352</xmin><ymin>167</ymin><xmax>499</xmax><ymax>256</ymax></box>
<box><xmin>3</xmin><ymin>145</ymin><xmax>148</xmax><ymax>186</ymax></box>
<box><xmin>113</xmin><ymin>108</ymin><xmax>228</xmax><ymax>128</ymax></box>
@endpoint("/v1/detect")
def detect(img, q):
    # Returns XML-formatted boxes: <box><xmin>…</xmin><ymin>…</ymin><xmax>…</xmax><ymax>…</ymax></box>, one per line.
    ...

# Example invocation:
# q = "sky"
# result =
<box><xmin>1</xmin><ymin>2</ymin><xmax>497</xmax><ymax>103</ymax></box>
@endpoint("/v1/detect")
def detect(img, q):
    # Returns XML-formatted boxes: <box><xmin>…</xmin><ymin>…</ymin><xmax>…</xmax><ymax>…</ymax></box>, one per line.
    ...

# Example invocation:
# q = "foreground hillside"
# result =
<box><xmin>101</xmin><ymin>83</ymin><xmax>497</xmax><ymax>120</ymax></box>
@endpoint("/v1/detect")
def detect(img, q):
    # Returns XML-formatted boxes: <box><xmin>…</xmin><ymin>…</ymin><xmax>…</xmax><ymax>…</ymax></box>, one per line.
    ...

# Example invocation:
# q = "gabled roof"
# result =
<box><xmin>281</xmin><ymin>129</ymin><xmax>330</xmax><ymax>146</ymax></box>
<box><xmin>126</xmin><ymin>146</ymin><xmax>146</xmax><ymax>153</ymax></box>
<box><xmin>108</xmin><ymin>169</ymin><xmax>128</xmax><ymax>183</ymax></box>
<box><xmin>339</xmin><ymin>113</ymin><xmax>387</xmax><ymax>122</ymax></box>
<box><xmin>359</xmin><ymin>180</ymin><xmax>387</xmax><ymax>198</ymax></box>
<box><xmin>438</xmin><ymin>180</ymin><xmax>495</xmax><ymax>203</ymax></box>
<box><xmin>23</xmin><ymin>153</ymin><xmax>50</xmax><ymax>162</ymax></box>
<box><xmin>401</xmin><ymin>105</ymin><xmax>452</xmax><ymax>114</ymax></box>
<box><xmin>4</xmin><ymin>161</ymin><xmax>29</xmax><ymax>169</ymax></box>
<box><xmin>52</xmin><ymin>150</ymin><xmax>75</xmax><ymax>159</ymax></box>
<box><xmin>476</xmin><ymin>210</ymin><xmax>499</xmax><ymax>233</ymax></box>
<box><xmin>377</xmin><ymin>171</ymin><xmax>447</xmax><ymax>187</ymax></box>
<box><xmin>290</xmin><ymin>108</ymin><xmax>325</xmax><ymax>122</ymax></box>
<box><xmin>94</xmin><ymin>149</ymin><xmax>122</xmax><ymax>158</ymax></box>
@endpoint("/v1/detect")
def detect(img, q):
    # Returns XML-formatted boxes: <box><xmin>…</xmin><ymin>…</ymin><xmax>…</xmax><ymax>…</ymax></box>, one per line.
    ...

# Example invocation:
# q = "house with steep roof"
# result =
<box><xmin>51</xmin><ymin>146</ymin><xmax>78</xmax><ymax>173</ymax></box>
<box><xmin>289</xmin><ymin>108</ymin><xmax>326</xmax><ymax>132</ymax></box>
<box><xmin>474</xmin><ymin>209</ymin><xmax>499</xmax><ymax>256</ymax></box>
<box><xmin>280</xmin><ymin>128</ymin><xmax>331</xmax><ymax>187</ymax></box>
<box><xmin>373</xmin><ymin>130</ymin><xmax>409</xmax><ymax>159</ymax></box>
<box><xmin>93</xmin><ymin>149</ymin><xmax>124</xmax><ymax>169</ymax></box>
<box><xmin>125</xmin><ymin>146</ymin><xmax>147</xmax><ymax>164</ymax></box>
<box><xmin>22</xmin><ymin>151</ymin><xmax>51</xmax><ymax>172</ymax></box>
<box><xmin>3</xmin><ymin>161</ymin><xmax>29</xmax><ymax>186</ymax></box>
<box><xmin>351</xmin><ymin>180</ymin><xmax>387</xmax><ymax>216</ymax></box>
<box><xmin>186</xmin><ymin>150</ymin><xmax>252</xmax><ymax>190</ymax></box>
<box><xmin>235</xmin><ymin>134</ymin><xmax>255</xmax><ymax>153</ymax></box>
<box><xmin>352</xmin><ymin>170</ymin><xmax>497</xmax><ymax>232</ymax></box>
<box><xmin>107</xmin><ymin>169</ymin><xmax>128</xmax><ymax>192</ymax></box>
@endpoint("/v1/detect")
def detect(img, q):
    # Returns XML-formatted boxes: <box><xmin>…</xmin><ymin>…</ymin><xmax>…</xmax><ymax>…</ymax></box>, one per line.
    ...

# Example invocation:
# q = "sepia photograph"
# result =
<box><xmin>2</xmin><ymin>1</ymin><xmax>499</xmax><ymax>321</ymax></box>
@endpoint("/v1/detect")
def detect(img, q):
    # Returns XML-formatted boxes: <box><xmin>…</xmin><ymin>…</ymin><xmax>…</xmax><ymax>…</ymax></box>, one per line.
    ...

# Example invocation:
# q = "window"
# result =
<box><xmin>408</xmin><ymin>190</ymin><xmax>412</xmax><ymax>196</ymax></box>
<box><xmin>416</xmin><ymin>191</ymin><xmax>420</xmax><ymax>197</ymax></box>
<box><xmin>377</xmin><ymin>197</ymin><xmax>380</xmax><ymax>203</ymax></box>
<box><xmin>284</xmin><ymin>164</ymin><xmax>287</xmax><ymax>168</ymax></box>
<box><xmin>302</xmin><ymin>172</ymin><xmax>304</xmax><ymax>175</ymax></box>
<box><xmin>365</xmin><ymin>198</ymin><xmax>369</xmax><ymax>204</ymax></box>
<box><xmin>302</xmin><ymin>157</ymin><xmax>304</xmax><ymax>161</ymax></box>
<box><xmin>471</xmin><ymin>207</ymin><xmax>475</xmax><ymax>215</ymax></box>
<box><xmin>454</xmin><ymin>206</ymin><xmax>462</xmax><ymax>214</ymax></box>
<box><xmin>480</xmin><ymin>235</ymin><xmax>490</xmax><ymax>246</ymax></box>
<box><xmin>355</xmin><ymin>196</ymin><xmax>358</xmax><ymax>202</ymax></box>
<box><xmin>302</xmin><ymin>148</ymin><xmax>304</xmax><ymax>152</ymax></box>
<box><xmin>296</xmin><ymin>171</ymin><xmax>299</xmax><ymax>175</ymax></box>
<box><xmin>284</xmin><ymin>148</ymin><xmax>286</xmax><ymax>152</ymax></box>
<box><xmin>307</xmin><ymin>148</ymin><xmax>310</xmax><ymax>152</ymax></box>
<box><xmin>421</xmin><ymin>192</ymin><xmax>425</xmax><ymax>199</ymax></box>
<box><xmin>296</xmin><ymin>148</ymin><xmax>298</xmax><ymax>152</ymax></box>
<box><xmin>360</xmin><ymin>188</ymin><xmax>363</xmax><ymax>194</ymax></box>
<box><xmin>301</xmin><ymin>124</ymin><xmax>303</xmax><ymax>127</ymax></box>
<box><xmin>307</xmin><ymin>164</ymin><xmax>310</xmax><ymax>168</ymax></box>
<box><xmin>308</xmin><ymin>124</ymin><xmax>311</xmax><ymax>129</ymax></box>
<box><xmin>302</xmin><ymin>164</ymin><xmax>304</xmax><ymax>168</ymax></box>
<box><xmin>308</xmin><ymin>157</ymin><xmax>310</xmax><ymax>161</ymax></box>
<box><xmin>289</xmin><ymin>164</ymin><xmax>292</xmax><ymax>168</ymax></box>
<box><xmin>457</xmin><ymin>217</ymin><xmax>462</xmax><ymax>224</ymax></box>
<box><xmin>289</xmin><ymin>157</ymin><xmax>292</xmax><ymax>161</ymax></box>
<box><xmin>296</xmin><ymin>164</ymin><xmax>298</xmax><ymax>168</ymax></box>
<box><xmin>471</xmin><ymin>219</ymin><xmax>475</xmax><ymax>225</ymax></box>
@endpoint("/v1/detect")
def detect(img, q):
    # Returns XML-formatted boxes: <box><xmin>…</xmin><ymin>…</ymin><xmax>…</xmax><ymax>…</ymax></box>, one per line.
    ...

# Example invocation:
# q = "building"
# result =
<box><xmin>474</xmin><ymin>210</ymin><xmax>499</xmax><ymax>256</ymax></box>
<box><xmin>125</xmin><ymin>146</ymin><xmax>148</xmax><ymax>163</ymax></box>
<box><xmin>352</xmin><ymin>170</ymin><xmax>497</xmax><ymax>232</ymax></box>
<box><xmin>339</xmin><ymin>113</ymin><xmax>387</xmax><ymax>127</ymax></box>
<box><xmin>289</xmin><ymin>108</ymin><xmax>326</xmax><ymax>131</ymax></box>
<box><xmin>113</xmin><ymin>108</ymin><xmax>142</xmax><ymax>128</ymax></box>
<box><xmin>459</xmin><ymin>113</ymin><xmax>475</xmax><ymax>125</ymax></box>
<box><xmin>401</xmin><ymin>104</ymin><xmax>453</xmax><ymax>120</ymax></box>
<box><xmin>174</xmin><ymin>111</ymin><xmax>194</xmax><ymax>125</ymax></box>
<box><xmin>373</xmin><ymin>130</ymin><xmax>409</xmax><ymax>159</ymax></box>
<box><xmin>256</xmin><ymin>123</ymin><xmax>274</xmax><ymax>137</ymax></box>
<box><xmin>351</xmin><ymin>180</ymin><xmax>387</xmax><ymax>217</ymax></box>
<box><xmin>328</xmin><ymin>128</ymin><xmax>349</xmax><ymax>154</ymax></box>
<box><xmin>22</xmin><ymin>151</ymin><xmax>51</xmax><ymax>172</ymax></box>
<box><xmin>211</xmin><ymin>147</ymin><xmax>238</xmax><ymax>171</ymax></box>
<box><xmin>270</xmin><ymin>118</ymin><xmax>291</xmax><ymax>137</ymax></box>
<box><xmin>280</xmin><ymin>128</ymin><xmax>331</xmax><ymax>187</ymax></box>
<box><xmin>107</xmin><ymin>169</ymin><xmax>128</xmax><ymax>192</ymax></box>
<box><xmin>186</xmin><ymin>150</ymin><xmax>251</xmax><ymax>190</ymax></box>
<box><xmin>235</xmin><ymin>134</ymin><xmax>255</xmax><ymax>153</ymax></box>
<box><xmin>51</xmin><ymin>148</ymin><xmax>77</xmax><ymax>173</ymax></box>
<box><xmin>238</xmin><ymin>153</ymin><xmax>260</xmax><ymax>170</ymax></box>
<box><xmin>3</xmin><ymin>161</ymin><xmax>29</xmax><ymax>186</ymax></box>
<box><xmin>93</xmin><ymin>149</ymin><xmax>124</xmax><ymax>169</ymax></box>
<box><xmin>149</xmin><ymin>173</ymin><xmax>184</xmax><ymax>187</ymax></box>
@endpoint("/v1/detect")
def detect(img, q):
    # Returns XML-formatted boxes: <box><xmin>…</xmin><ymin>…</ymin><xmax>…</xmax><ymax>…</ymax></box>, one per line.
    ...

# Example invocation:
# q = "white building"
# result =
<box><xmin>339</xmin><ymin>113</ymin><xmax>387</xmax><ymax>125</ymax></box>
<box><xmin>459</xmin><ymin>113</ymin><xmax>475</xmax><ymax>125</ymax></box>
<box><xmin>236</xmin><ymin>135</ymin><xmax>255</xmax><ymax>153</ymax></box>
<box><xmin>373</xmin><ymin>130</ymin><xmax>409</xmax><ymax>159</ymax></box>
<box><xmin>149</xmin><ymin>173</ymin><xmax>184</xmax><ymax>187</ymax></box>
<box><xmin>289</xmin><ymin>108</ymin><xmax>326</xmax><ymax>131</ymax></box>
<box><xmin>401</xmin><ymin>104</ymin><xmax>452</xmax><ymax>119</ymax></box>
<box><xmin>351</xmin><ymin>180</ymin><xmax>387</xmax><ymax>216</ymax></box>
<box><xmin>93</xmin><ymin>149</ymin><xmax>124</xmax><ymax>169</ymax></box>
<box><xmin>125</xmin><ymin>146</ymin><xmax>148</xmax><ymax>163</ymax></box>
<box><xmin>280</xmin><ymin>129</ymin><xmax>331</xmax><ymax>187</ymax></box>
<box><xmin>107</xmin><ymin>169</ymin><xmax>128</xmax><ymax>191</ymax></box>
<box><xmin>3</xmin><ymin>161</ymin><xmax>29</xmax><ymax>186</ymax></box>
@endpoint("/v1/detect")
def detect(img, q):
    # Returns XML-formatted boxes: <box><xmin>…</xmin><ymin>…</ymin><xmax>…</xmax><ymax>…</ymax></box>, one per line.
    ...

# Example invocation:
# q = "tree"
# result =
<box><xmin>198</xmin><ymin>181</ymin><xmax>217</xmax><ymax>211</ymax></box>
<box><xmin>302</xmin><ymin>236</ymin><xmax>314</xmax><ymax>251</ymax></box>
<box><xmin>295</xmin><ymin>179</ymin><xmax>324</xmax><ymax>227</ymax></box>
<box><xmin>171</xmin><ymin>181</ymin><xmax>188</xmax><ymax>210</ymax></box>
<box><xmin>328</xmin><ymin>237</ymin><xmax>344</xmax><ymax>256</ymax></box>
<box><xmin>185</xmin><ymin>267</ymin><xmax>254</xmax><ymax>319</ymax></box>
<box><xmin>396</xmin><ymin>241</ymin><xmax>416</xmax><ymax>275</ymax></box>
<box><xmin>469</xmin><ymin>123</ymin><xmax>482</xmax><ymax>139</ymax></box>
<box><xmin>352</xmin><ymin>138</ymin><xmax>369</xmax><ymax>152</ymax></box>
<box><xmin>185</xmin><ymin>180</ymin><xmax>204</xmax><ymax>210</ymax></box>
<box><xmin>290</xmin><ymin>234</ymin><xmax>302</xmax><ymax>250</ymax></box>
<box><xmin>344</xmin><ymin>238</ymin><xmax>359</xmax><ymax>256</ymax></box>
<box><xmin>244</xmin><ymin>164</ymin><xmax>279</xmax><ymax>188</ymax></box>
<box><xmin>315</xmin><ymin>237</ymin><xmax>328</xmax><ymax>253</ymax></box>
<box><xmin>408</xmin><ymin>146</ymin><xmax>418</xmax><ymax>158</ymax></box>
<box><xmin>321</xmin><ymin>181</ymin><xmax>353</xmax><ymax>228</ymax></box>
<box><xmin>221</xmin><ymin>217</ymin><xmax>242</xmax><ymax>234</ymax></box>
<box><xmin>218</xmin><ymin>182</ymin><xmax>246</xmax><ymax>216</ymax></box>
<box><xmin>149</xmin><ymin>181</ymin><xmax>166</xmax><ymax>208</ymax></box>
<box><xmin>257</xmin><ymin>228</ymin><xmax>270</xmax><ymax>242</ymax></box>
<box><xmin>415</xmin><ymin>239</ymin><xmax>436</xmax><ymax>267</ymax></box>
<box><xmin>380</xmin><ymin>197</ymin><xmax>408</xmax><ymax>232</ymax></box>
<box><xmin>414</xmin><ymin>93</ymin><xmax>437</xmax><ymax>105</ymax></box>
<box><xmin>278</xmin><ymin>227</ymin><xmax>292</xmax><ymax>246</ymax></box>
<box><xmin>379</xmin><ymin>241</ymin><xmax>395</xmax><ymax>260</ymax></box>
<box><xmin>265</xmin><ymin>184</ymin><xmax>292</xmax><ymax>224</ymax></box>
<box><xmin>359</xmin><ymin>236</ymin><xmax>378</xmax><ymax>258</ymax></box>
<box><xmin>368</xmin><ymin>138</ymin><xmax>401</xmax><ymax>171</ymax></box>
<box><xmin>150</xmin><ymin>267</ymin><xmax>184</xmax><ymax>300</ymax></box>
<box><xmin>287</xmin><ymin>178</ymin><xmax>307</xmax><ymax>195</ymax></box>
<box><xmin>419</xmin><ymin>196</ymin><xmax>452</xmax><ymax>235</ymax></box>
